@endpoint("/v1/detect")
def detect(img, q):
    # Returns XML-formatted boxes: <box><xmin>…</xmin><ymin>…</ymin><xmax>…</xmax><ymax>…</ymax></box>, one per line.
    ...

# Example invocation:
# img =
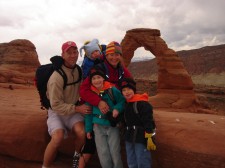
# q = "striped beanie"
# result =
<box><xmin>105</xmin><ymin>41</ymin><xmax>122</xmax><ymax>55</ymax></box>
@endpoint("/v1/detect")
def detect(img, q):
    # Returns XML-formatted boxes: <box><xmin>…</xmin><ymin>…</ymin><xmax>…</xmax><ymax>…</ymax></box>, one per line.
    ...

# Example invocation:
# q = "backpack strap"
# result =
<box><xmin>105</xmin><ymin>88</ymin><xmax>116</xmax><ymax>105</ymax></box>
<box><xmin>133</xmin><ymin>101</ymin><xmax>139</xmax><ymax>114</ymax></box>
<box><xmin>118</xmin><ymin>64</ymin><xmax>124</xmax><ymax>80</ymax></box>
<box><xmin>103</xmin><ymin>63</ymin><xmax>109</xmax><ymax>79</ymax></box>
<box><xmin>55</xmin><ymin>68</ymin><xmax>68</xmax><ymax>89</ymax></box>
<box><xmin>66</xmin><ymin>65</ymin><xmax>82</xmax><ymax>87</ymax></box>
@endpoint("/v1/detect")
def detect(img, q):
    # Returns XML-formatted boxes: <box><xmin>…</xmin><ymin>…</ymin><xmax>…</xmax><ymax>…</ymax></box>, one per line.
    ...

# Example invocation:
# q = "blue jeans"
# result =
<box><xmin>93</xmin><ymin>124</ymin><xmax>123</xmax><ymax>168</ymax></box>
<box><xmin>125</xmin><ymin>141</ymin><xmax>152</xmax><ymax>168</ymax></box>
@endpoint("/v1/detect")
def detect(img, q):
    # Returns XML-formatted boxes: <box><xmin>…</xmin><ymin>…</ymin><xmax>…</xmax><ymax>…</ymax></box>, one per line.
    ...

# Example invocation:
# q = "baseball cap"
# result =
<box><xmin>61</xmin><ymin>41</ymin><xmax>77</xmax><ymax>52</ymax></box>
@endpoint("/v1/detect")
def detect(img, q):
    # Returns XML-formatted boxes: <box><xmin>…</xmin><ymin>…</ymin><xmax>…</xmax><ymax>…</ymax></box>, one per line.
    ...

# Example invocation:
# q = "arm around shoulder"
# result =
<box><xmin>79</xmin><ymin>77</ymin><xmax>101</xmax><ymax>106</ymax></box>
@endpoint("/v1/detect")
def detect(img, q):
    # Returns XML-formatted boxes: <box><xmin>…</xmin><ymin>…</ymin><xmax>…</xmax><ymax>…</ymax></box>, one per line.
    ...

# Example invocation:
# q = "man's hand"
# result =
<box><xmin>75</xmin><ymin>104</ymin><xmax>92</xmax><ymax>114</ymax></box>
<box><xmin>98</xmin><ymin>100</ymin><xmax>109</xmax><ymax>114</ymax></box>
<box><xmin>145</xmin><ymin>132</ymin><xmax>156</xmax><ymax>150</ymax></box>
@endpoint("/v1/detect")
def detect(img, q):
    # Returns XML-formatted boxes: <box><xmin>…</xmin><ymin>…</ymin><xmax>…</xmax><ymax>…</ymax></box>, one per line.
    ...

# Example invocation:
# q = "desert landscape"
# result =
<box><xmin>0</xmin><ymin>28</ymin><xmax>225</xmax><ymax>168</ymax></box>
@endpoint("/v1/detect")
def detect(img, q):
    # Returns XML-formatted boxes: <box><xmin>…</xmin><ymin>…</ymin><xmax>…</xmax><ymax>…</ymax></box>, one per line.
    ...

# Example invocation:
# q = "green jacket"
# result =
<box><xmin>85</xmin><ymin>86</ymin><xmax>125</xmax><ymax>133</ymax></box>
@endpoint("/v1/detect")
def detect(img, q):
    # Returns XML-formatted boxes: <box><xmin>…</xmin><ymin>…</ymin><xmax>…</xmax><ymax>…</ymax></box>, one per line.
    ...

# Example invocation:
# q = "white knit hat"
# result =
<box><xmin>80</xmin><ymin>39</ymin><xmax>101</xmax><ymax>59</ymax></box>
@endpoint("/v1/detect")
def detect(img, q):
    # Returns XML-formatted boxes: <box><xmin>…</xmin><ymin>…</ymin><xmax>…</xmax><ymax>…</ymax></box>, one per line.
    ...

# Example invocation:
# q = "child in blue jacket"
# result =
<box><xmin>80</xmin><ymin>38</ymin><xmax>103</xmax><ymax>79</ymax></box>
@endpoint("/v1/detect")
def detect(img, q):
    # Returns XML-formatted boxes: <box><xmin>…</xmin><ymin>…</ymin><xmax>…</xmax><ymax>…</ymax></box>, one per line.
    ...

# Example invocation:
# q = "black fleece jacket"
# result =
<box><xmin>124</xmin><ymin>101</ymin><xmax>155</xmax><ymax>145</ymax></box>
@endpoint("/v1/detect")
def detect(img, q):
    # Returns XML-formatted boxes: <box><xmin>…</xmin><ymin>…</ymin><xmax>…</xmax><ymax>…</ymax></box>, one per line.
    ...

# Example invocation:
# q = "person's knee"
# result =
<box><xmin>50</xmin><ymin>129</ymin><xmax>64</xmax><ymax>148</ymax></box>
<box><xmin>76</xmin><ymin>129</ymin><xmax>85</xmax><ymax>141</ymax></box>
<box><xmin>73</xmin><ymin>121</ymin><xmax>85</xmax><ymax>138</ymax></box>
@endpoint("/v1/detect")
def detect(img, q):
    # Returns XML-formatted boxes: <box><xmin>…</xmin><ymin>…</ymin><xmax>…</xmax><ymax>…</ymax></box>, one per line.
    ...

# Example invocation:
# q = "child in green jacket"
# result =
<box><xmin>83</xmin><ymin>67</ymin><xmax>125</xmax><ymax>168</ymax></box>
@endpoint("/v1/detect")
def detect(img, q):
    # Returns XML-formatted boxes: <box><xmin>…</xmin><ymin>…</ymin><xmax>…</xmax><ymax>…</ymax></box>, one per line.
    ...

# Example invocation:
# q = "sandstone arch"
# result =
<box><xmin>121</xmin><ymin>28</ymin><xmax>196</xmax><ymax>109</ymax></box>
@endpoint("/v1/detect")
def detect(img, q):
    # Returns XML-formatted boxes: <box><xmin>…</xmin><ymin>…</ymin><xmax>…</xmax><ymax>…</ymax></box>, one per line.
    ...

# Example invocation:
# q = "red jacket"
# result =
<box><xmin>79</xmin><ymin>60</ymin><xmax>132</xmax><ymax>106</ymax></box>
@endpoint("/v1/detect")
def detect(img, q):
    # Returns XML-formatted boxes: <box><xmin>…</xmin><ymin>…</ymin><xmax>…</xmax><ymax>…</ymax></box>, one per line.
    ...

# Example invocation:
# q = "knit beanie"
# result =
<box><xmin>120</xmin><ymin>78</ymin><xmax>136</xmax><ymax>93</ymax></box>
<box><xmin>105</xmin><ymin>41</ymin><xmax>122</xmax><ymax>56</ymax></box>
<box><xmin>80</xmin><ymin>39</ymin><xmax>101</xmax><ymax>59</ymax></box>
<box><xmin>89</xmin><ymin>67</ymin><xmax>106</xmax><ymax>81</ymax></box>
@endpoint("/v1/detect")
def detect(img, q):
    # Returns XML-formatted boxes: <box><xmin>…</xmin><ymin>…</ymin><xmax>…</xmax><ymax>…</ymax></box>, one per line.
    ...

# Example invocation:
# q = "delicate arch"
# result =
<box><xmin>121</xmin><ymin>28</ymin><xmax>196</xmax><ymax>109</ymax></box>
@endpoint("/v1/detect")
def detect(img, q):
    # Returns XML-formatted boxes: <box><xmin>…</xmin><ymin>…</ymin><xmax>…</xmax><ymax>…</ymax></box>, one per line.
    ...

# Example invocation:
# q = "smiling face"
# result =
<box><xmin>91</xmin><ymin>75</ymin><xmax>105</xmax><ymax>89</ymax></box>
<box><xmin>106</xmin><ymin>53</ymin><xmax>121</xmax><ymax>68</ymax></box>
<box><xmin>62</xmin><ymin>47</ymin><xmax>78</xmax><ymax>68</ymax></box>
<box><xmin>91</xmin><ymin>50</ymin><xmax>101</xmax><ymax>60</ymax></box>
<box><xmin>122</xmin><ymin>87</ymin><xmax>134</xmax><ymax>100</ymax></box>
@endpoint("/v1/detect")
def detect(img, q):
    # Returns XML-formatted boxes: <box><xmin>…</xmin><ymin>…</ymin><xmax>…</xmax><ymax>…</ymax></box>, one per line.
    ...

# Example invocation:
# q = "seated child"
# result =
<box><xmin>83</xmin><ymin>67</ymin><xmax>125</xmax><ymax>168</ymax></box>
<box><xmin>120</xmin><ymin>77</ymin><xmax>156</xmax><ymax>168</ymax></box>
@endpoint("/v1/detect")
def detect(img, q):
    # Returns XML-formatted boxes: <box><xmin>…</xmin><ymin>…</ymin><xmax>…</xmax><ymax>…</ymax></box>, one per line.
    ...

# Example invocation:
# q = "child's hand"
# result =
<box><xmin>86</xmin><ymin>132</ymin><xmax>92</xmax><ymax>139</ymax></box>
<box><xmin>145</xmin><ymin>132</ymin><xmax>156</xmax><ymax>150</ymax></box>
<box><xmin>112</xmin><ymin>109</ymin><xmax>119</xmax><ymax>118</ymax></box>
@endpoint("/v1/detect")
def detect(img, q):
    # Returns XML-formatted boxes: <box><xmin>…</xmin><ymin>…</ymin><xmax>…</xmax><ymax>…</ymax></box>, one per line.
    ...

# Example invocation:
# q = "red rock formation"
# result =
<box><xmin>0</xmin><ymin>39</ymin><xmax>40</xmax><ymax>84</ymax></box>
<box><xmin>121</xmin><ymin>28</ymin><xmax>196</xmax><ymax>109</ymax></box>
<box><xmin>0</xmin><ymin>85</ymin><xmax>224</xmax><ymax>168</ymax></box>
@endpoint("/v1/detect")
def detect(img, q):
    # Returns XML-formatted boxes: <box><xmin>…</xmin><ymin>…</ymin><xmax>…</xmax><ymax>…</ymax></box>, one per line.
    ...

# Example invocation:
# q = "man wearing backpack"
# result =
<box><xmin>42</xmin><ymin>41</ymin><xmax>92</xmax><ymax>168</ymax></box>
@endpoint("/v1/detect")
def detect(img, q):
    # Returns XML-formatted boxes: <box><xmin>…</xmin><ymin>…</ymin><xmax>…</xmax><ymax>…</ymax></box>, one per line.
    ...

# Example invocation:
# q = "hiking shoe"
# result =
<box><xmin>72</xmin><ymin>151</ymin><xmax>80</xmax><ymax>168</ymax></box>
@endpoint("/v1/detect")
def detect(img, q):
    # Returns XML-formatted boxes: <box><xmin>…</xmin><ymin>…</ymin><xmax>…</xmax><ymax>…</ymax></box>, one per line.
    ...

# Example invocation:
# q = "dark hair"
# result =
<box><xmin>89</xmin><ymin>67</ymin><xmax>106</xmax><ymax>81</ymax></box>
<box><xmin>120</xmin><ymin>77</ymin><xmax>136</xmax><ymax>93</ymax></box>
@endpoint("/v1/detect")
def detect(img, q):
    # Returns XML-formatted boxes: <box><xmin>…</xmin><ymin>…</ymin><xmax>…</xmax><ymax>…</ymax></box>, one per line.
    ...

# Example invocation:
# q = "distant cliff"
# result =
<box><xmin>178</xmin><ymin>44</ymin><xmax>225</xmax><ymax>75</ymax></box>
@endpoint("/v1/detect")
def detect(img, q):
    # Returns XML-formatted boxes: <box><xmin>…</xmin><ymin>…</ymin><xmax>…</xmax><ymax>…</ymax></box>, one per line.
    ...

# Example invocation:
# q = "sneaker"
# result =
<box><xmin>72</xmin><ymin>151</ymin><xmax>80</xmax><ymax>168</ymax></box>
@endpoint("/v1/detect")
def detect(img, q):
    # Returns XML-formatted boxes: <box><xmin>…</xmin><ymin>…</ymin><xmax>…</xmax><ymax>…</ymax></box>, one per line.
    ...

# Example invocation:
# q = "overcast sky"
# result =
<box><xmin>1</xmin><ymin>0</ymin><xmax>225</xmax><ymax>64</ymax></box>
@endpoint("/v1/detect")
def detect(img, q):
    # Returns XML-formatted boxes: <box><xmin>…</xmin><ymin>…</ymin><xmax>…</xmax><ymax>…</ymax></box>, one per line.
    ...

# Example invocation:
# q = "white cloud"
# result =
<box><xmin>0</xmin><ymin>0</ymin><xmax>225</xmax><ymax>64</ymax></box>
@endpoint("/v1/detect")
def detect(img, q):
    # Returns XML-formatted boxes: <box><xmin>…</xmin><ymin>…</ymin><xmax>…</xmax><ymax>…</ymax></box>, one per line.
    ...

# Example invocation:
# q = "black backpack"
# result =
<box><xmin>35</xmin><ymin>55</ymin><xmax>82</xmax><ymax>110</ymax></box>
